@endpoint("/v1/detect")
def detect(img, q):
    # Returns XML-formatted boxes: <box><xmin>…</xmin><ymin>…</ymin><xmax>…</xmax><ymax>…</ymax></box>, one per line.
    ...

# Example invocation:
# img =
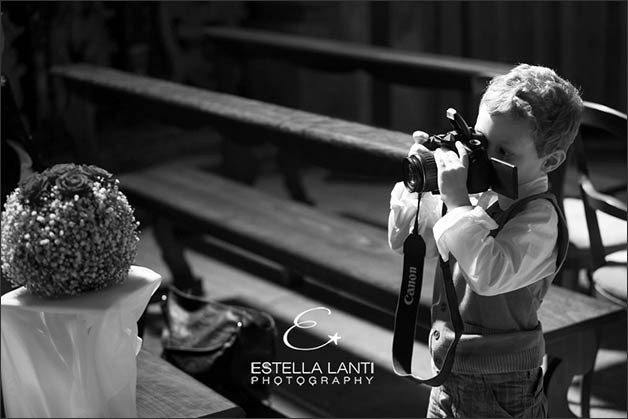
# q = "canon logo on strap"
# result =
<box><xmin>404</xmin><ymin>266</ymin><xmax>418</xmax><ymax>305</ymax></box>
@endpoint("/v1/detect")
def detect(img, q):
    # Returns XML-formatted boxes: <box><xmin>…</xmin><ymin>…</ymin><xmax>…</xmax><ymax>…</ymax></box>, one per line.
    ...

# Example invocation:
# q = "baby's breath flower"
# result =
<box><xmin>1</xmin><ymin>163</ymin><xmax>139</xmax><ymax>298</ymax></box>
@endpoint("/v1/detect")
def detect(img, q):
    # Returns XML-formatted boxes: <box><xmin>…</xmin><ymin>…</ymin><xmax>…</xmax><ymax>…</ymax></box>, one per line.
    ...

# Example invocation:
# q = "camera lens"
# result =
<box><xmin>402</xmin><ymin>150</ymin><xmax>438</xmax><ymax>193</ymax></box>
<box><xmin>402</xmin><ymin>155</ymin><xmax>421</xmax><ymax>192</ymax></box>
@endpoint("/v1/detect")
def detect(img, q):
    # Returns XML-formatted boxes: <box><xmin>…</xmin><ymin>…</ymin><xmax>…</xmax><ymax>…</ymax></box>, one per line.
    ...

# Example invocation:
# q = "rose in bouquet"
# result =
<box><xmin>1</xmin><ymin>163</ymin><xmax>139</xmax><ymax>298</ymax></box>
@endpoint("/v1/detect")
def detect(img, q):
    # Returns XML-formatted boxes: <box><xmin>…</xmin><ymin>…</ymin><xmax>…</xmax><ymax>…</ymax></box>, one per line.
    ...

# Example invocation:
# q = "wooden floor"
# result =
<box><xmin>134</xmin><ymin>160</ymin><xmax>626</xmax><ymax>418</ymax></box>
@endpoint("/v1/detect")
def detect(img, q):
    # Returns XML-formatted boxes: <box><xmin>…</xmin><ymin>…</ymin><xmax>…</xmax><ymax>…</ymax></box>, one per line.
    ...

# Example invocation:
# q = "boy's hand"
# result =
<box><xmin>408</xmin><ymin>130</ymin><xmax>430</xmax><ymax>156</ymax></box>
<box><xmin>433</xmin><ymin>142</ymin><xmax>472</xmax><ymax>209</ymax></box>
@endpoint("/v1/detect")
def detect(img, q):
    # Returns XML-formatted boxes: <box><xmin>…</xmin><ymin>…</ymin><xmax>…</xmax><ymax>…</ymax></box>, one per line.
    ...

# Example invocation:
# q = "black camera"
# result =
<box><xmin>402</xmin><ymin>108</ymin><xmax>518</xmax><ymax>200</ymax></box>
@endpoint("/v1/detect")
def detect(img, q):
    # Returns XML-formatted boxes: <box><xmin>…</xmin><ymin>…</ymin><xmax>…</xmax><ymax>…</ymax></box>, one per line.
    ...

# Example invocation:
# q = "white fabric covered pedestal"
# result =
<box><xmin>1</xmin><ymin>265</ymin><xmax>161</xmax><ymax>418</ymax></box>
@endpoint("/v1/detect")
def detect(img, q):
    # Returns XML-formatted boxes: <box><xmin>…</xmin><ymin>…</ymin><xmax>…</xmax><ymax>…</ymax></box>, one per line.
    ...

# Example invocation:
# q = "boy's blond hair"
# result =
<box><xmin>480</xmin><ymin>64</ymin><xmax>584</xmax><ymax>157</ymax></box>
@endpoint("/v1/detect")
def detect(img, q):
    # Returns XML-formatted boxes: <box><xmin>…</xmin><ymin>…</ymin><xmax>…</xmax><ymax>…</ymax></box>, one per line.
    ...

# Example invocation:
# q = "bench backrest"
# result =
<box><xmin>204</xmin><ymin>26</ymin><xmax>512</xmax><ymax>92</ymax></box>
<box><xmin>203</xmin><ymin>26</ymin><xmax>513</xmax><ymax>121</ymax></box>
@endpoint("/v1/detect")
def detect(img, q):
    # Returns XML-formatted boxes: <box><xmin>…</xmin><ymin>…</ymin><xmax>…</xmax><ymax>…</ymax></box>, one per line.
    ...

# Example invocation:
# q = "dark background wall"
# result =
<box><xmin>2</xmin><ymin>1</ymin><xmax>626</xmax><ymax>163</ymax></box>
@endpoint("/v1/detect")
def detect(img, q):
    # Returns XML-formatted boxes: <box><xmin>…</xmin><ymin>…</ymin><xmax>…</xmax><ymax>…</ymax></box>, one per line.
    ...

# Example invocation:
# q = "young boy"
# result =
<box><xmin>388</xmin><ymin>64</ymin><xmax>583</xmax><ymax>418</ymax></box>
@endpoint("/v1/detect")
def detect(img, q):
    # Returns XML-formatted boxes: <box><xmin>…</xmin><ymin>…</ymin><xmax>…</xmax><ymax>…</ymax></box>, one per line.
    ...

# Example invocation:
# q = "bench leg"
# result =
<box><xmin>580</xmin><ymin>369</ymin><xmax>593</xmax><ymax>418</ymax></box>
<box><xmin>277</xmin><ymin>148</ymin><xmax>315</xmax><ymax>205</ymax></box>
<box><xmin>153</xmin><ymin>217</ymin><xmax>204</xmax><ymax>295</ymax></box>
<box><xmin>281</xmin><ymin>269</ymin><xmax>305</xmax><ymax>287</ymax></box>
<box><xmin>544</xmin><ymin>328</ymin><xmax>600</xmax><ymax>418</ymax></box>
<box><xmin>545</xmin><ymin>356</ymin><xmax>577</xmax><ymax>418</ymax></box>
<box><xmin>220</xmin><ymin>140</ymin><xmax>260</xmax><ymax>185</ymax></box>
<box><xmin>58</xmin><ymin>88</ymin><xmax>103</xmax><ymax>167</ymax></box>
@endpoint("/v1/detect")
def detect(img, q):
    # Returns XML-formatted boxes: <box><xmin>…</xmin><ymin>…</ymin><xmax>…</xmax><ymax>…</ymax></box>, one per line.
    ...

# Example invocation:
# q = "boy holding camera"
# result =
<box><xmin>388</xmin><ymin>64</ymin><xmax>583</xmax><ymax>418</ymax></box>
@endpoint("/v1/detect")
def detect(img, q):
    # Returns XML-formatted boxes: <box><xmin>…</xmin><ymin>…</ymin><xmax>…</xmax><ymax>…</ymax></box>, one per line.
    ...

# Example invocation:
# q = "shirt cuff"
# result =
<box><xmin>433</xmin><ymin>206</ymin><xmax>498</xmax><ymax>261</ymax></box>
<box><xmin>390</xmin><ymin>182</ymin><xmax>418</xmax><ymax>210</ymax></box>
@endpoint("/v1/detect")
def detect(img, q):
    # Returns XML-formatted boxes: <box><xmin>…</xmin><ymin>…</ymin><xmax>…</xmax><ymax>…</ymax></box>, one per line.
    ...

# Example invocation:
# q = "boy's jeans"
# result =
<box><xmin>426</xmin><ymin>368</ymin><xmax>547</xmax><ymax>418</ymax></box>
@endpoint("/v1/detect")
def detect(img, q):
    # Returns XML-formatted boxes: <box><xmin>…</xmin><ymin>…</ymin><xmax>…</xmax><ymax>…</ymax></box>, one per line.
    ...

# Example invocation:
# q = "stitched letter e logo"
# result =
<box><xmin>283</xmin><ymin>307</ymin><xmax>342</xmax><ymax>351</ymax></box>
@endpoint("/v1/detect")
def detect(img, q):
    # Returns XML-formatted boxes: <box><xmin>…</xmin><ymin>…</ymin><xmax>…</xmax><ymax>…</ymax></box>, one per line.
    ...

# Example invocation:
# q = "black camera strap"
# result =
<box><xmin>392</xmin><ymin>198</ymin><xmax>464</xmax><ymax>387</ymax></box>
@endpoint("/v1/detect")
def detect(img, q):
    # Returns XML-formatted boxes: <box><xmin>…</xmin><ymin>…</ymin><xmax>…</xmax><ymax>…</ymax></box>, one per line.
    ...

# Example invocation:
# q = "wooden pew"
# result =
<box><xmin>50</xmin><ymin>63</ymin><xmax>408</xmax><ymax>177</ymax></box>
<box><xmin>203</xmin><ymin>25</ymin><xmax>511</xmax><ymax>94</ymax></box>
<box><xmin>52</xmin><ymin>64</ymin><xmax>626</xmax><ymax>418</ymax></box>
<box><xmin>0</xmin><ymin>349</ymin><xmax>243</xmax><ymax>418</ymax></box>
<box><xmin>203</xmin><ymin>25</ymin><xmax>512</xmax><ymax>206</ymax></box>
<box><xmin>137</xmin><ymin>349</ymin><xmax>245</xmax><ymax>418</ymax></box>
<box><xmin>202</xmin><ymin>25</ymin><xmax>512</xmax><ymax>134</ymax></box>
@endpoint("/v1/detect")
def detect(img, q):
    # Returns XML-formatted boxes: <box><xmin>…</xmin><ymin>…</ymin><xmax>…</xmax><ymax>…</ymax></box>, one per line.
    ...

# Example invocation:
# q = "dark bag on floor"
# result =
<box><xmin>160</xmin><ymin>286</ymin><xmax>276</xmax><ymax>405</ymax></box>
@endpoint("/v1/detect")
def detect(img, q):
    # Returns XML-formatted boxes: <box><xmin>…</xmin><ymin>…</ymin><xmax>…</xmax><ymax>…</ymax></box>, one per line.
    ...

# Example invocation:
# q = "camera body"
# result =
<box><xmin>402</xmin><ymin>108</ymin><xmax>518</xmax><ymax>200</ymax></box>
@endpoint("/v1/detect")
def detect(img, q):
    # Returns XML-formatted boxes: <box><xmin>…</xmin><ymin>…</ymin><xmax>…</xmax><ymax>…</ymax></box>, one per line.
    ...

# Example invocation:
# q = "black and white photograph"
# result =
<box><xmin>1</xmin><ymin>1</ymin><xmax>626</xmax><ymax>418</ymax></box>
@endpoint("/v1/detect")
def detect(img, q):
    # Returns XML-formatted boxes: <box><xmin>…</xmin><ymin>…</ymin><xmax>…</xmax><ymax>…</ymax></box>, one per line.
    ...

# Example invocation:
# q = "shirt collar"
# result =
<box><xmin>497</xmin><ymin>175</ymin><xmax>549</xmax><ymax>209</ymax></box>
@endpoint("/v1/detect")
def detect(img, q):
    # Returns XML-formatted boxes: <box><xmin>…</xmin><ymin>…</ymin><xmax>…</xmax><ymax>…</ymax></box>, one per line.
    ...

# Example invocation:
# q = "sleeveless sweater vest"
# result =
<box><xmin>429</xmin><ymin>192</ymin><xmax>569</xmax><ymax>374</ymax></box>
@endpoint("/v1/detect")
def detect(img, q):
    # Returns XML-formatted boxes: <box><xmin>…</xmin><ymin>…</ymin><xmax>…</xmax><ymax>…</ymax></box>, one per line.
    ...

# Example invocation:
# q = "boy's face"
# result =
<box><xmin>474</xmin><ymin>106</ymin><xmax>548</xmax><ymax>185</ymax></box>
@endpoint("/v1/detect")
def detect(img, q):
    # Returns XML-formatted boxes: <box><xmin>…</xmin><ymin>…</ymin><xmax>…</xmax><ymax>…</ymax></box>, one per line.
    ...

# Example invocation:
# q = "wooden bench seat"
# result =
<box><xmin>121</xmin><ymin>164</ymin><xmax>416</xmax><ymax>313</ymax></box>
<box><xmin>1</xmin><ymin>348</ymin><xmax>243</xmax><ymax>418</ymax></box>
<box><xmin>120</xmin><ymin>162</ymin><xmax>625</xmax><ymax>330</ymax></box>
<box><xmin>53</xmin><ymin>64</ymin><xmax>626</xmax><ymax>418</ymax></box>
<box><xmin>51</xmin><ymin>64</ymin><xmax>409</xmax><ymax>178</ymax></box>
<box><xmin>137</xmin><ymin>349</ymin><xmax>244</xmax><ymax>418</ymax></box>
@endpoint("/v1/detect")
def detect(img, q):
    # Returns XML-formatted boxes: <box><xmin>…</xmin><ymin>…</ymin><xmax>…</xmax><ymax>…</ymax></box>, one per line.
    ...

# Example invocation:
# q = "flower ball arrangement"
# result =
<box><xmin>1</xmin><ymin>163</ymin><xmax>139</xmax><ymax>298</ymax></box>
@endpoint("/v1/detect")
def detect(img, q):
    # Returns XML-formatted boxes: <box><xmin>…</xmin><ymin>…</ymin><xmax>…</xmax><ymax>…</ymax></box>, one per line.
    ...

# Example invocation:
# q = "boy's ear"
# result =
<box><xmin>542</xmin><ymin>150</ymin><xmax>567</xmax><ymax>173</ymax></box>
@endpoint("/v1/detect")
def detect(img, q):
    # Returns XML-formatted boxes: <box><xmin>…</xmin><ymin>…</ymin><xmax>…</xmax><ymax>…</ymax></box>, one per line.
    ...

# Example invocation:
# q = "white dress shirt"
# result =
<box><xmin>388</xmin><ymin>176</ymin><xmax>559</xmax><ymax>296</ymax></box>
